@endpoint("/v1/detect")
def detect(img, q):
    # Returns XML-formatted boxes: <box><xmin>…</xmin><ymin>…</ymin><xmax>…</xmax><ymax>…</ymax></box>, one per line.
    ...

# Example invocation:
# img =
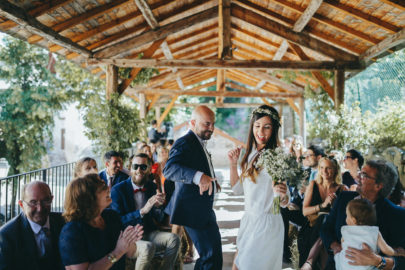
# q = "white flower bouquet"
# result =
<box><xmin>256</xmin><ymin>147</ymin><xmax>308</xmax><ymax>214</ymax></box>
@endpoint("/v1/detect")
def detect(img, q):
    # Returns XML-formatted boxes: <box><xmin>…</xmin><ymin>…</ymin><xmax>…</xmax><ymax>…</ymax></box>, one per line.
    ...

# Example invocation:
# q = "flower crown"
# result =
<box><xmin>251</xmin><ymin>107</ymin><xmax>280</xmax><ymax>122</ymax></box>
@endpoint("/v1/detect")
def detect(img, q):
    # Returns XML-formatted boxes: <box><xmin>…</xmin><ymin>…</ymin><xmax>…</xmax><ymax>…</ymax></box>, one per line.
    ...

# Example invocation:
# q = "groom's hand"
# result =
<box><xmin>199</xmin><ymin>174</ymin><xmax>214</xmax><ymax>195</ymax></box>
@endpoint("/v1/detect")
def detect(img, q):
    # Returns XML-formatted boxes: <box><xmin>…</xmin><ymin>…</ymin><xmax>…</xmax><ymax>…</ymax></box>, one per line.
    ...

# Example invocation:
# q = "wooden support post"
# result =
<box><xmin>334</xmin><ymin>69</ymin><xmax>345</xmax><ymax>111</ymax></box>
<box><xmin>106</xmin><ymin>64</ymin><xmax>118</xmax><ymax>100</ymax></box>
<box><xmin>139</xmin><ymin>93</ymin><xmax>146</xmax><ymax>119</ymax></box>
<box><xmin>157</xmin><ymin>96</ymin><xmax>178</xmax><ymax>127</ymax></box>
<box><xmin>299</xmin><ymin>97</ymin><xmax>306</xmax><ymax>146</ymax></box>
<box><xmin>278</xmin><ymin>104</ymin><xmax>284</xmax><ymax>140</ymax></box>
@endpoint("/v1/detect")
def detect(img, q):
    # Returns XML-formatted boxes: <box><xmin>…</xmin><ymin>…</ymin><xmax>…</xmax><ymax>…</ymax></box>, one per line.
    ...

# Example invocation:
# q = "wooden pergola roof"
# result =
<box><xmin>0</xmin><ymin>0</ymin><xmax>404</xmax><ymax>120</ymax></box>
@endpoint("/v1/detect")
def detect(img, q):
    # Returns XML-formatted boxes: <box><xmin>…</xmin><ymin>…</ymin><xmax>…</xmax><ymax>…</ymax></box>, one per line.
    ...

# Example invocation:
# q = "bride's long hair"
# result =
<box><xmin>241</xmin><ymin>105</ymin><xmax>280</xmax><ymax>182</ymax></box>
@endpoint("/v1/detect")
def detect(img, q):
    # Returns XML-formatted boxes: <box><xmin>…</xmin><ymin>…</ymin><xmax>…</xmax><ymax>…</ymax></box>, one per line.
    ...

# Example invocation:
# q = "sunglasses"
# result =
<box><xmin>132</xmin><ymin>164</ymin><xmax>148</xmax><ymax>171</ymax></box>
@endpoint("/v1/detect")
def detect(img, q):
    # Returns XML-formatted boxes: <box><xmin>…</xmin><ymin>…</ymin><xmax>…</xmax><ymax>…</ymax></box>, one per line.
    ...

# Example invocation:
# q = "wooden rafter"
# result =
<box><xmin>231</xmin><ymin>4</ymin><xmax>358</xmax><ymax>61</ymax></box>
<box><xmin>157</xmin><ymin>95</ymin><xmax>178</xmax><ymax>127</ymax></box>
<box><xmin>288</xmin><ymin>42</ymin><xmax>334</xmax><ymax>99</ymax></box>
<box><xmin>293</xmin><ymin>0</ymin><xmax>323</xmax><ymax>32</ymax></box>
<box><xmin>93</xmin><ymin>6</ymin><xmax>218</xmax><ymax>58</ymax></box>
<box><xmin>216</xmin><ymin>0</ymin><xmax>231</xmax><ymax>104</ymax></box>
<box><xmin>379</xmin><ymin>0</ymin><xmax>405</xmax><ymax>10</ymax></box>
<box><xmin>360</xmin><ymin>28</ymin><xmax>405</xmax><ymax>61</ymax></box>
<box><xmin>117</xmin><ymin>38</ymin><xmax>165</xmax><ymax>95</ymax></box>
<box><xmin>88</xmin><ymin>59</ymin><xmax>364</xmax><ymax>71</ymax></box>
<box><xmin>135</xmin><ymin>0</ymin><xmax>185</xmax><ymax>93</ymax></box>
<box><xmin>0</xmin><ymin>0</ymin><xmax>92</xmax><ymax>57</ymax></box>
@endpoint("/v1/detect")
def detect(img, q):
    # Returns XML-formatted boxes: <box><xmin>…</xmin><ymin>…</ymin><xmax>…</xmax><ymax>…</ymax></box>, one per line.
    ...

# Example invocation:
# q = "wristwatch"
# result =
<box><xmin>376</xmin><ymin>256</ymin><xmax>386</xmax><ymax>270</ymax></box>
<box><xmin>107</xmin><ymin>253</ymin><xmax>118</xmax><ymax>264</ymax></box>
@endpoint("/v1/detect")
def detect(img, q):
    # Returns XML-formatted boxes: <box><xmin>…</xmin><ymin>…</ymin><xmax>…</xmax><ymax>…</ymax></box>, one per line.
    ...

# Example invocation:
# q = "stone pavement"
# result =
<box><xmin>183</xmin><ymin>168</ymin><xmax>294</xmax><ymax>270</ymax></box>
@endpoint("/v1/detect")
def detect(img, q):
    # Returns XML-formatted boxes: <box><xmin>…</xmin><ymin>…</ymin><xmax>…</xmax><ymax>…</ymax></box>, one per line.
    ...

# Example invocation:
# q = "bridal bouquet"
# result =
<box><xmin>256</xmin><ymin>147</ymin><xmax>308</xmax><ymax>214</ymax></box>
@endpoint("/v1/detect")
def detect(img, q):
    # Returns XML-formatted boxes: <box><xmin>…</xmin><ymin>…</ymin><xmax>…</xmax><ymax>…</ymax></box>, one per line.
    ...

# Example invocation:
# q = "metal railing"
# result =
<box><xmin>0</xmin><ymin>162</ymin><xmax>75</xmax><ymax>226</ymax></box>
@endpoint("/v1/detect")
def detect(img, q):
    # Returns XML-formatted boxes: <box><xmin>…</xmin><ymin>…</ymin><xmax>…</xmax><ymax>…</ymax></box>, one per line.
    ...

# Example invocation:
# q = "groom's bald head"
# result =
<box><xmin>190</xmin><ymin>105</ymin><xmax>215</xmax><ymax>140</ymax></box>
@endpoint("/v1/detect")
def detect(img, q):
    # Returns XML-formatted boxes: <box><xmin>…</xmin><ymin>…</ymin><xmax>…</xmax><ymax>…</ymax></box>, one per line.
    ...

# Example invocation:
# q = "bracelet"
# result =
<box><xmin>107</xmin><ymin>253</ymin><xmax>117</xmax><ymax>264</ymax></box>
<box><xmin>376</xmin><ymin>256</ymin><xmax>386</xmax><ymax>269</ymax></box>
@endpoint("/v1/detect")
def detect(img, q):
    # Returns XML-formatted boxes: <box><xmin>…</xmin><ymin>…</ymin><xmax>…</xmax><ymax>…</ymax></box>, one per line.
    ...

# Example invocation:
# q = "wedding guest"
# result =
<box><xmin>111</xmin><ymin>153</ymin><xmax>180</xmax><ymax>270</ymax></box>
<box><xmin>335</xmin><ymin>198</ymin><xmax>405</xmax><ymax>270</ymax></box>
<box><xmin>59</xmin><ymin>174</ymin><xmax>143</xmax><ymax>270</ymax></box>
<box><xmin>299</xmin><ymin>156</ymin><xmax>347</xmax><ymax>269</ymax></box>
<box><xmin>389</xmin><ymin>180</ymin><xmax>405</xmax><ymax>208</ymax></box>
<box><xmin>228</xmin><ymin>105</ymin><xmax>289</xmax><ymax>270</ymax></box>
<box><xmin>0</xmin><ymin>181</ymin><xmax>65</xmax><ymax>270</ymax></box>
<box><xmin>74</xmin><ymin>157</ymin><xmax>98</xmax><ymax>178</ymax></box>
<box><xmin>342</xmin><ymin>149</ymin><xmax>364</xmax><ymax>190</ymax></box>
<box><xmin>321</xmin><ymin>160</ymin><xmax>405</xmax><ymax>270</ymax></box>
<box><xmin>305</xmin><ymin>145</ymin><xmax>326</xmax><ymax>181</ymax></box>
<box><xmin>164</xmin><ymin>105</ymin><xmax>223</xmax><ymax>270</ymax></box>
<box><xmin>139</xmin><ymin>144</ymin><xmax>161</xmax><ymax>191</ymax></box>
<box><xmin>99</xmin><ymin>151</ymin><xmax>129</xmax><ymax>188</ymax></box>
<box><xmin>289</xmin><ymin>135</ymin><xmax>304</xmax><ymax>162</ymax></box>
<box><xmin>148</xmin><ymin>120</ymin><xmax>163</xmax><ymax>142</ymax></box>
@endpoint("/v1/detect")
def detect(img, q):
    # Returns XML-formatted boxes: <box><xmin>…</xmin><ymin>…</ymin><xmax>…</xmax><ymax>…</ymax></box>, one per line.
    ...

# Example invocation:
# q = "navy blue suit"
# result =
<box><xmin>0</xmin><ymin>212</ymin><xmax>65</xmax><ymax>270</ymax></box>
<box><xmin>110</xmin><ymin>177</ymin><xmax>164</xmax><ymax>234</ymax></box>
<box><xmin>99</xmin><ymin>169</ymin><xmax>129</xmax><ymax>187</ymax></box>
<box><xmin>320</xmin><ymin>191</ymin><xmax>405</xmax><ymax>269</ymax></box>
<box><xmin>163</xmin><ymin>130</ymin><xmax>222</xmax><ymax>270</ymax></box>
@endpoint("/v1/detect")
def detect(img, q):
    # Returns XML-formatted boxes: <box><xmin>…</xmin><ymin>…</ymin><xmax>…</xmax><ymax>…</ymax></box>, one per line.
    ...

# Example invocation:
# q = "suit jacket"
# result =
<box><xmin>163</xmin><ymin>130</ymin><xmax>216</xmax><ymax>229</ymax></box>
<box><xmin>110</xmin><ymin>178</ymin><xmax>164</xmax><ymax>233</ymax></box>
<box><xmin>0</xmin><ymin>212</ymin><xmax>65</xmax><ymax>270</ymax></box>
<box><xmin>99</xmin><ymin>169</ymin><xmax>129</xmax><ymax>187</ymax></box>
<box><xmin>320</xmin><ymin>191</ymin><xmax>405</xmax><ymax>269</ymax></box>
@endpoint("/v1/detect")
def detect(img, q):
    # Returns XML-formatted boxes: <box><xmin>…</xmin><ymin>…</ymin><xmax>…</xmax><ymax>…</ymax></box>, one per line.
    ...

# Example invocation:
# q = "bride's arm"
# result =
<box><xmin>228</xmin><ymin>147</ymin><xmax>242</xmax><ymax>187</ymax></box>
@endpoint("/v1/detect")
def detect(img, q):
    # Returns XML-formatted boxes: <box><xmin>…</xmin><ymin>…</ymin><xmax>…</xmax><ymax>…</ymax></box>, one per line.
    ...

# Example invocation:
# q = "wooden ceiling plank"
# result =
<box><xmin>360</xmin><ymin>28</ymin><xmax>405</xmax><ymax>61</ymax></box>
<box><xmin>147</xmin><ymin>95</ymin><xmax>160</xmax><ymax>112</ymax></box>
<box><xmin>89</xmin><ymin>58</ymin><xmax>364</xmax><ymax>71</ymax></box>
<box><xmin>93</xmin><ymin>6</ymin><xmax>218</xmax><ymax>58</ymax></box>
<box><xmin>163</xmin><ymin>70</ymin><xmax>215</xmax><ymax>88</ymax></box>
<box><xmin>0</xmin><ymin>1</ymin><xmax>91</xmax><ymax>57</ymax></box>
<box><xmin>293</xmin><ymin>0</ymin><xmax>323</xmax><ymax>32</ymax></box>
<box><xmin>166</xmin><ymin>23</ymin><xmax>217</xmax><ymax>46</ymax></box>
<box><xmin>52</xmin><ymin>0</ymin><xmax>129</xmax><ymax>32</ymax></box>
<box><xmin>232</xmin><ymin>4</ymin><xmax>357</xmax><ymax>61</ymax></box>
<box><xmin>323</xmin><ymin>0</ymin><xmax>400</xmax><ymax>33</ymax></box>
<box><xmin>174</xmin><ymin>45</ymin><xmax>217</xmax><ymax>60</ymax></box>
<box><xmin>0</xmin><ymin>0</ymin><xmax>74</xmax><ymax>31</ymax></box>
<box><xmin>157</xmin><ymin>95</ymin><xmax>178</xmax><ymax>127</ymax></box>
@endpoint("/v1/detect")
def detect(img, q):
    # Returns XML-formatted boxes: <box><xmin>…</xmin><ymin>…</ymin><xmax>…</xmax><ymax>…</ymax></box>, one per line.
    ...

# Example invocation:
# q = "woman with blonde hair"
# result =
<box><xmin>59</xmin><ymin>174</ymin><xmax>143</xmax><ymax>270</ymax></box>
<box><xmin>228</xmin><ymin>105</ymin><xmax>289</xmax><ymax>270</ymax></box>
<box><xmin>299</xmin><ymin>156</ymin><xmax>348</xmax><ymax>270</ymax></box>
<box><xmin>73</xmin><ymin>157</ymin><xmax>98</xmax><ymax>178</ymax></box>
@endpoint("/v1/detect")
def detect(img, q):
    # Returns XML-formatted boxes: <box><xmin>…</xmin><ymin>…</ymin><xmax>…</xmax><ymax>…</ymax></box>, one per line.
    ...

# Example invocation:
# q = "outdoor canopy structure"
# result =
<box><xmin>0</xmin><ymin>0</ymin><xmax>404</xmax><ymax>137</ymax></box>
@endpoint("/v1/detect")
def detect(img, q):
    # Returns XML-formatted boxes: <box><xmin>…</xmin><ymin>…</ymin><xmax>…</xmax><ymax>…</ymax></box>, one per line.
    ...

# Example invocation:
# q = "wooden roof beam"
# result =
<box><xmin>289</xmin><ymin>42</ymin><xmax>334</xmax><ymax>99</ymax></box>
<box><xmin>217</xmin><ymin>0</ymin><xmax>231</xmax><ymax>104</ymax></box>
<box><xmin>129</xmin><ymin>88</ymin><xmax>300</xmax><ymax>98</ymax></box>
<box><xmin>135</xmin><ymin>0</ymin><xmax>185</xmax><ymax>91</ymax></box>
<box><xmin>93</xmin><ymin>6</ymin><xmax>218</xmax><ymax>58</ymax></box>
<box><xmin>242</xmin><ymin>70</ymin><xmax>304</xmax><ymax>94</ymax></box>
<box><xmin>0</xmin><ymin>1</ymin><xmax>92</xmax><ymax>57</ymax></box>
<box><xmin>231</xmin><ymin>4</ymin><xmax>357</xmax><ymax>61</ymax></box>
<box><xmin>360</xmin><ymin>28</ymin><xmax>405</xmax><ymax>61</ymax></box>
<box><xmin>293</xmin><ymin>0</ymin><xmax>323</xmax><ymax>32</ymax></box>
<box><xmin>88</xmin><ymin>59</ymin><xmax>364</xmax><ymax>71</ymax></box>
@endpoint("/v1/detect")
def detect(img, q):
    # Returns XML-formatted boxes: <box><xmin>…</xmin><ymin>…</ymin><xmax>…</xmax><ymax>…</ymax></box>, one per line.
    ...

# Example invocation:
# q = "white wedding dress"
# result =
<box><xmin>232</xmin><ymin>149</ymin><xmax>285</xmax><ymax>270</ymax></box>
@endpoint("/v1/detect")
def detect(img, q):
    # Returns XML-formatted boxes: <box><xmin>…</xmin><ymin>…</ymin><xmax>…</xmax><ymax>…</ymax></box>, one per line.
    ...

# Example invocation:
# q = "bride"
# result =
<box><xmin>228</xmin><ymin>105</ymin><xmax>289</xmax><ymax>270</ymax></box>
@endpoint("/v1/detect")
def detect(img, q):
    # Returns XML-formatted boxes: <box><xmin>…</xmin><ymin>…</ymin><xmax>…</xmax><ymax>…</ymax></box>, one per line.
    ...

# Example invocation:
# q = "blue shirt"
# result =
<box><xmin>59</xmin><ymin>209</ymin><xmax>125</xmax><ymax>270</ymax></box>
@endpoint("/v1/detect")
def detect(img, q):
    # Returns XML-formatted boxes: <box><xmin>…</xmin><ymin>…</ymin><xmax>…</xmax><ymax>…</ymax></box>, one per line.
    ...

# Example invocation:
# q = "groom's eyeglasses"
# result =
<box><xmin>132</xmin><ymin>164</ymin><xmax>148</xmax><ymax>171</ymax></box>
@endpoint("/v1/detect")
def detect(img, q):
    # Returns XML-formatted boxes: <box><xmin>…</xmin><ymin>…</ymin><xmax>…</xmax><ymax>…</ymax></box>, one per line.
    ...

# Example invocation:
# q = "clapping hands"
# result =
<box><xmin>115</xmin><ymin>224</ymin><xmax>144</xmax><ymax>257</ymax></box>
<box><xmin>140</xmin><ymin>189</ymin><xmax>165</xmax><ymax>215</ymax></box>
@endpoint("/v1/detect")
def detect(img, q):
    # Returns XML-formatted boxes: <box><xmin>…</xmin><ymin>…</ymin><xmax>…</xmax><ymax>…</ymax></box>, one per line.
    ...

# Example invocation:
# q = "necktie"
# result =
<box><xmin>109</xmin><ymin>176</ymin><xmax>114</xmax><ymax>188</ymax></box>
<box><xmin>134</xmin><ymin>188</ymin><xmax>146</xmax><ymax>194</ymax></box>
<box><xmin>38</xmin><ymin>227</ymin><xmax>52</xmax><ymax>257</ymax></box>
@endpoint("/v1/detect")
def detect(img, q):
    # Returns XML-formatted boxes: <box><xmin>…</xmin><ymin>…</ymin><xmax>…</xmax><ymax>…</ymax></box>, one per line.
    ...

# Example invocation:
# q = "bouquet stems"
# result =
<box><xmin>272</xmin><ymin>181</ymin><xmax>281</xmax><ymax>214</ymax></box>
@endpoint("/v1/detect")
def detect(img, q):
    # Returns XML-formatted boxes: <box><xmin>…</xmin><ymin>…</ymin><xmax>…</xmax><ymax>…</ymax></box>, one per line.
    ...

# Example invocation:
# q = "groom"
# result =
<box><xmin>163</xmin><ymin>105</ymin><xmax>222</xmax><ymax>270</ymax></box>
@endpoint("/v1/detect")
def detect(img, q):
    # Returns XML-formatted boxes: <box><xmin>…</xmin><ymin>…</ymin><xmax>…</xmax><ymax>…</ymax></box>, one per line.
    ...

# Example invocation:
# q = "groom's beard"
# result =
<box><xmin>198</xmin><ymin>130</ymin><xmax>213</xmax><ymax>140</ymax></box>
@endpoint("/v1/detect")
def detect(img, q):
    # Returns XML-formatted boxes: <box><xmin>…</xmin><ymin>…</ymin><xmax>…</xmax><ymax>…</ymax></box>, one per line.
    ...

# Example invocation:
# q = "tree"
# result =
<box><xmin>0</xmin><ymin>37</ymin><xmax>73</xmax><ymax>175</ymax></box>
